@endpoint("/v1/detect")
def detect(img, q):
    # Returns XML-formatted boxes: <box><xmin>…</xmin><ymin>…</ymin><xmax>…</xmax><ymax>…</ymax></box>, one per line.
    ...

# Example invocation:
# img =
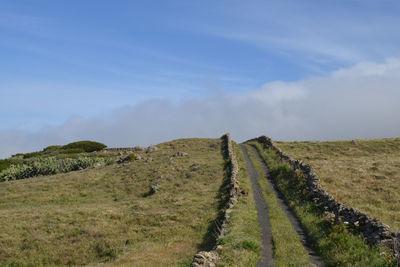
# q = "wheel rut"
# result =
<box><xmin>240</xmin><ymin>145</ymin><xmax>275</xmax><ymax>267</ymax></box>
<box><xmin>245</xmin><ymin>144</ymin><xmax>325</xmax><ymax>267</ymax></box>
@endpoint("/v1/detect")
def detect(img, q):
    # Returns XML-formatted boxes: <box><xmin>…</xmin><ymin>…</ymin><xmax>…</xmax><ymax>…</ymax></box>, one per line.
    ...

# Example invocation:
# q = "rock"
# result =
<box><xmin>133</xmin><ymin>146</ymin><xmax>144</xmax><ymax>151</ymax></box>
<box><xmin>190</xmin><ymin>164</ymin><xmax>199</xmax><ymax>171</ymax></box>
<box><xmin>146</xmin><ymin>145</ymin><xmax>158</xmax><ymax>153</ymax></box>
<box><xmin>191</xmin><ymin>251</ymin><xmax>219</xmax><ymax>267</ymax></box>
<box><xmin>146</xmin><ymin>157</ymin><xmax>153</xmax><ymax>163</ymax></box>
<box><xmin>150</xmin><ymin>184</ymin><xmax>160</xmax><ymax>195</ymax></box>
<box><xmin>117</xmin><ymin>156</ymin><xmax>131</xmax><ymax>164</ymax></box>
<box><xmin>323</xmin><ymin>211</ymin><xmax>336</xmax><ymax>224</ymax></box>
<box><xmin>240</xmin><ymin>189</ymin><xmax>248</xmax><ymax>196</ymax></box>
<box><xmin>94</xmin><ymin>162</ymin><xmax>102</xmax><ymax>168</ymax></box>
<box><xmin>174</xmin><ymin>151</ymin><xmax>188</xmax><ymax>157</ymax></box>
<box><xmin>209</xmin><ymin>143</ymin><xmax>218</xmax><ymax>149</ymax></box>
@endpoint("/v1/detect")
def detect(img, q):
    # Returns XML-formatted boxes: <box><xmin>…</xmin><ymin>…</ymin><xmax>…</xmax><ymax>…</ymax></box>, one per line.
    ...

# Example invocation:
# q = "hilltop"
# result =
<box><xmin>0</xmin><ymin>136</ymin><xmax>398</xmax><ymax>266</ymax></box>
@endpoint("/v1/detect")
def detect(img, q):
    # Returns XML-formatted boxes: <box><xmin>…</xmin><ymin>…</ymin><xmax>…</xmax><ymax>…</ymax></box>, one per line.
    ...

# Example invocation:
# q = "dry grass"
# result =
<box><xmin>0</xmin><ymin>138</ymin><xmax>224</xmax><ymax>266</ymax></box>
<box><xmin>275</xmin><ymin>138</ymin><xmax>400</xmax><ymax>231</ymax></box>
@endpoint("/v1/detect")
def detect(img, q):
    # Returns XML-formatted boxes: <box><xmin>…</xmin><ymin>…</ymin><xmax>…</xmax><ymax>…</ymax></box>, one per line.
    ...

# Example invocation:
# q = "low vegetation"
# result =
<box><xmin>61</xmin><ymin>140</ymin><xmax>107</xmax><ymax>152</ymax></box>
<box><xmin>216</xmin><ymin>143</ymin><xmax>261</xmax><ymax>266</ymax></box>
<box><xmin>0</xmin><ymin>159</ymin><xmax>20</xmax><ymax>172</ymax></box>
<box><xmin>0</xmin><ymin>138</ymin><xmax>225</xmax><ymax>266</ymax></box>
<box><xmin>275</xmin><ymin>138</ymin><xmax>400</xmax><ymax>232</ymax></box>
<box><xmin>1</xmin><ymin>140</ymin><xmax>111</xmax><ymax>182</ymax></box>
<box><xmin>0</xmin><ymin>156</ymin><xmax>112</xmax><ymax>182</ymax></box>
<box><xmin>250</xmin><ymin>142</ymin><xmax>394</xmax><ymax>266</ymax></box>
<box><xmin>245</xmin><ymin>145</ymin><xmax>312</xmax><ymax>266</ymax></box>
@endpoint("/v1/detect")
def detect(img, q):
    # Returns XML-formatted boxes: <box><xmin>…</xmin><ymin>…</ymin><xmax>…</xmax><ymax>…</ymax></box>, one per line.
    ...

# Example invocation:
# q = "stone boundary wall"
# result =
<box><xmin>252</xmin><ymin>136</ymin><xmax>399</xmax><ymax>260</ymax></box>
<box><xmin>192</xmin><ymin>133</ymin><xmax>241</xmax><ymax>267</ymax></box>
<box><xmin>103</xmin><ymin>147</ymin><xmax>136</xmax><ymax>152</ymax></box>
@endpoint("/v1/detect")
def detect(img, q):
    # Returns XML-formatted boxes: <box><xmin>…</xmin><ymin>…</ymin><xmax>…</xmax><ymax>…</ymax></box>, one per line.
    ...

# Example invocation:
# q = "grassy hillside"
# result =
<box><xmin>0</xmin><ymin>138</ymin><xmax>225</xmax><ymax>266</ymax></box>
<box><xmin>275</xmin><ymin>138</ymin><xmax>400</xmax><ymax>231</ymax></box>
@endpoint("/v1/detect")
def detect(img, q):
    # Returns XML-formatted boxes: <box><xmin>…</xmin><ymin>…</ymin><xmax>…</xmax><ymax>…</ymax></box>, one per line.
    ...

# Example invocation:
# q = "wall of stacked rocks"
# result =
<box><xmin>192</xmin><ymin>133</ymin><xmax>241</xmax><ymax>267</ymax></box>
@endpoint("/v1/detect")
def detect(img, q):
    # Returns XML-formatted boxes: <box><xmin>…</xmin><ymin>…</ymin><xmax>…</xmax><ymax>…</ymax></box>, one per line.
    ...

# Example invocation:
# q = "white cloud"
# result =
<box><xmin>1</xmin><ymin>58</ymin><xmax>400</xmax><ymax>158</ymax></box>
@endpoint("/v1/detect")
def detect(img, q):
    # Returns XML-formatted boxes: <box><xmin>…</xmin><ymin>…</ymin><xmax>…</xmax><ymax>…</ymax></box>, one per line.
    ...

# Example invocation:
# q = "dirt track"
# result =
<box><xmin>241</xmin><ymin>144</ymin><xmax>325</xmax><ymax>267</ymax></box>
<box><xmin>240</xmin><ymin>145</ymin><xmax>275</xmax><ymax>267</ymax></box>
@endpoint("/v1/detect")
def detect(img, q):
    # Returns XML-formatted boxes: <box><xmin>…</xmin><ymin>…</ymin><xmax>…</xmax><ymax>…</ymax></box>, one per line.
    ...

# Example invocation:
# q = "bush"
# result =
<box><xmin>22</xmin><ymin>151</ymin><xmax>44</xmax><ymax>159</ymax></box>
<box><xmin>0</xmin><ymin>156</ymin><xmax>113</xmax><ymax>182</ymax></box>
<box><xmin>0</xmin><ymin>159</ymin><xmax>19</xmax><ymax>172</ymax></box>
<box><xmin>43</xmin><ymin>145</ymin><xmax>61</xmax><ymax>151</ymax></box>
<box><xmin>61</xmin><ymin>141</ymin><xmax>107</xmax><ymax>152</ymax></box>
<box><xmin>61</xmin><ymin>148</ymin><xmax>86</xmax><ymax>154</ymax></box>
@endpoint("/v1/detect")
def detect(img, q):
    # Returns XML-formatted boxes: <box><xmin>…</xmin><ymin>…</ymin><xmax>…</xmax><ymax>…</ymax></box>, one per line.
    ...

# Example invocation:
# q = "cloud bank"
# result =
<box><xmin>1</xmin><ymin>58</ymin><xmax>400</xmax><ymax>158</ymax></box>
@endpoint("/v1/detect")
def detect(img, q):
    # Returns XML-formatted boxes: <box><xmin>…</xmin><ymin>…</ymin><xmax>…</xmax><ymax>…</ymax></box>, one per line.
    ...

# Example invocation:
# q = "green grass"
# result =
<box><xmin>250</xmin><ymin>142</ymin><xmax>395</xmax><ymax>266</ymax></box>
<box><xmin>216</xmin><ymin>143</ymin><xmax>261</xmax><ymax>267</ymax></box>
<box><xmin>275</xmin><ymin>138</ymin><xmax>400</xmax><ymax>232</ymax></box>
<box><xmin>246</xmin><ymin>144</ymin><xmax>312</xmax><ymax>267</ymax></box>
<box><xmin>0</xmin><ymin>138</ymin><xmax>225</xmax><ymax>266</ymax></box>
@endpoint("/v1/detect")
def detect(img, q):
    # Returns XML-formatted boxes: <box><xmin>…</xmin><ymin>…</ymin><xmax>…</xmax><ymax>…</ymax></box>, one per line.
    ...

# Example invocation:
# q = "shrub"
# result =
<box><xmin>62</xmin><ymin>141</ymin><xmax>107</xmax><ymax>152</ymax></box>
<box><xmin>22</xmin><ymin>151</ymin><xmax>44</xmax><ymax>159</ymax></box>
<box><xmin>0</xmin><ymin>156</ymin><xmax>113</xmax><ymax>182</ymax></box>
<box><xmin>0</xmin><ymin>159</ymin><xmax>19</xmax><ymax>172</ymax></box>
<box><xmin>61</xmin><ymin>148</ymin><xmax>86</xmax><ymax>154</ymax></box>
<box><xmin>43</xmin><ymin>145</ymin><xmax>61</xmax><ymax>151</ymax></box>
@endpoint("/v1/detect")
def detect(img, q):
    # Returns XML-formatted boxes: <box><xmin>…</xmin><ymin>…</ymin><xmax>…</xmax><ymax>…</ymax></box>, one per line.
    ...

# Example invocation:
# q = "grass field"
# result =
<box><xmin>0</xmin><ymin>138</ymin><xmax>225</xmax><ymax>266</ymax></box>
<box><xmin>275</xmin><ymin>138</ymin><xmax>400</xmax><ymax>231</ymax></box>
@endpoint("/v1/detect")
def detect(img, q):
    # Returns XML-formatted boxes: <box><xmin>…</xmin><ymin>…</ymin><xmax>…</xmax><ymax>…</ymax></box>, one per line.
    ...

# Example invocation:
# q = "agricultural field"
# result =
<box><xmin>275</xmin><ymin>138</ymin><xmax>400</xmax><ymax>231</ymax></box>
<box><xmin>0</xmin><ymin>138</ymin><xmax>225</xmax><ymax>266</ymax></box>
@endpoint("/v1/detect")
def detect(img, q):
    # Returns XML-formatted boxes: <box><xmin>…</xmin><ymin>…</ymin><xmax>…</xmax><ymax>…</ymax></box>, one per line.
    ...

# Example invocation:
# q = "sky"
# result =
<box><xmin>1</xmin><ymin>0</ymin><xmax>400</xmax><ymax>158</ymax></box>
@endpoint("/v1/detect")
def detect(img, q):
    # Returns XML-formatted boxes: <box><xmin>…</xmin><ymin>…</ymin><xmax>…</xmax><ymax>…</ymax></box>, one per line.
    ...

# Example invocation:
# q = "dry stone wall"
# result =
<box><xmin>104</xmin><ymin>147</ymin><xmax>140</xmax><ymax>152</ymax></box>
<box><xmin>253</xmin><ymin>136</ymin><xmax>400</xmax><ymax>261</ymax></box>
<box><xmin>192</xmin><ymin>133</ymin><xmax>241</xmax><ymax>267</ymax></box>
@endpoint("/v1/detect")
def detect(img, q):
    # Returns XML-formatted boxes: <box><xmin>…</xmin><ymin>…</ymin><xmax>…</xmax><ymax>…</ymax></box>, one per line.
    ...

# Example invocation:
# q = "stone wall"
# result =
<box><xmin>192</xmin><ymin>133</ymin><xmax>241</xmax><ymax>267</ymax></box>
<box><xmin>253</xmin><ymin>136</ymin><xmax>400</xmax><ymax>261</ymax></box>
<box><xmin>103</xmin><ymin>147</ymin><xmax>136</xmax><ymax>152</ymax></box>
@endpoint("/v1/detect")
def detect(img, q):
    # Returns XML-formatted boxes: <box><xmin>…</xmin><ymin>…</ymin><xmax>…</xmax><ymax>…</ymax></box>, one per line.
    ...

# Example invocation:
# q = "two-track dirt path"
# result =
<box><xmin>241</xmin><ymin>145</ymin><xmax>275</xmax><ymax>267</ymax></box>
<box><xmin>240</xmin><ymin>144</ymin><xmax>325</xmax><ymax>267</ymax></box>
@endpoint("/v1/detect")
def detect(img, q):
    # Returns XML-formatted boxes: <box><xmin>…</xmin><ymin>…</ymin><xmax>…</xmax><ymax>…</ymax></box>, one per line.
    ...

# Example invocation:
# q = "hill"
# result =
<box><xmin>0</xmin><ymin>138</ymin><xmax>225</xmax><ymax>266</ymax></box>
<box><xmin>0</xmin><ymin>136</ymin><xmax>398</xmax><ymax>266</ymax></box>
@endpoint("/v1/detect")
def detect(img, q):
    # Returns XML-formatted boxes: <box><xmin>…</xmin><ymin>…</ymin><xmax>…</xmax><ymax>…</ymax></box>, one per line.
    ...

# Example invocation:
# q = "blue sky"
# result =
<box><xmin>1</xmin><ymin>1</ymin><xmax>400</xmax><ymax>157</ymax></box>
